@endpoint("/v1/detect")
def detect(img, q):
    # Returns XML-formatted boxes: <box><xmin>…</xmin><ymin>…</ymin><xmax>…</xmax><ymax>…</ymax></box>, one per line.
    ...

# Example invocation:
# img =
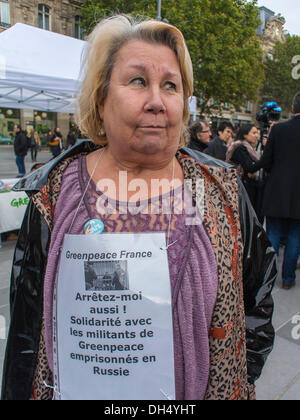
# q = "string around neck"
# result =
<box><xmin>67</xmin><ymin>147</ymin><xmax>106</xmax><ymax>234</ymax></box>
<box><xmin>160</xmin><ymin>156</ymin><xmax>178</xmax><ymax>251</ymax></box>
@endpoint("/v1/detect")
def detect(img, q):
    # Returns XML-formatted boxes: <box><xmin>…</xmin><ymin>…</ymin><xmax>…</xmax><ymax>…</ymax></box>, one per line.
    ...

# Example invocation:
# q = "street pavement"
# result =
<box><xmin>255</xmin><ymin>249</ymin><xmax>300</xmax><ymax>400</ymax></box>
<box><xmin>0</xmin><ymin>145</ymin><xmax>300</xmax><ymax>399</ymax></box>
<box><xmin>0</xmin><ymin>144</ymin><xmax>53</xmax><ymax>178</ymax></box>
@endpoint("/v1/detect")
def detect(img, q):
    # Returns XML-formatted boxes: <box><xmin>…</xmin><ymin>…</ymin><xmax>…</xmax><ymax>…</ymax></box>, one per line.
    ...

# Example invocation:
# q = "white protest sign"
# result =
<box><xmin>54</xmin><ymin>233</ymin><xmax>175</xmax><ymax>400</ymax></box>
<box><xmin>0</xmin><ymin>179</ymin><xmax>29</xmax><ymax>233</ymax></box>
<box><xmin>188</xmin><ymin>96</ymin><xmax>197</xmax><ymax>114</ymax></box>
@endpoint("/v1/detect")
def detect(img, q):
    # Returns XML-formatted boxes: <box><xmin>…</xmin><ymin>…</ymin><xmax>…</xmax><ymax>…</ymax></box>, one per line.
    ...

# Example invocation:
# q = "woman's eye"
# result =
<box><xmin>130</xmin><ymin>77</ymin><xmax>145</xmax><ymax>86</ymax></box>
<box><xmin>165</xmin><ymin>81</ymin><xmax>177</xmax><ymax>90</ymax></box>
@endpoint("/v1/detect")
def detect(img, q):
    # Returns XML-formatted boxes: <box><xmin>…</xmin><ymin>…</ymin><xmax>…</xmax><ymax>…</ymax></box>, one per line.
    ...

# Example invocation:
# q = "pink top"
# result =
<box><xmin>43</xmin><ymin>156</ymin><xmax>218</xmax><ymax>400</ymax></box>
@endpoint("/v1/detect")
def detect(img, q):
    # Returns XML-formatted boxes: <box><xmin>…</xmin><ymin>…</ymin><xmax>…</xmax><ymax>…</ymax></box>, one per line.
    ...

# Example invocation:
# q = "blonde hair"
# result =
<box><xmin>76</xmin><ymin>15</ymin><xmax>194</xmax><ymax>147</ymax></box>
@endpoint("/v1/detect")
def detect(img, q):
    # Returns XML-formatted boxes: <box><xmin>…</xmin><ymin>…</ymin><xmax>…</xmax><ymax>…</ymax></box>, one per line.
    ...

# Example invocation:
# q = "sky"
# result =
<box><xmin>256</xmin><ymin>0</ymin><xmax>300</xmax><ymax>35</ymax></box>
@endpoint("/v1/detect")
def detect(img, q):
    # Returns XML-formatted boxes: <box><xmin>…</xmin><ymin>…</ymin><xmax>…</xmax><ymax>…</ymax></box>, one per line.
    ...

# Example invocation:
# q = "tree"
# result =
<box><xmin>81</xmin><ymin>0</ymin><xmax>265</xmax><ymax>115</ymax></box>
<box><xmin>261</xmin><ymin>35</ymin><xmax>300</xmax><ymax>112</ymax></box>
<box><xmin>81</xmin><ymin>0</ymin><xmax>156</xmax><ymax>31</ymax></box>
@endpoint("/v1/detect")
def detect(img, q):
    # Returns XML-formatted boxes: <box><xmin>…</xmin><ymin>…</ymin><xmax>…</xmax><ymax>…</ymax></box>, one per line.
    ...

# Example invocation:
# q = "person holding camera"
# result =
<box><xmin>251</xmin><ymin>92</ymin><xmax>300</xmax><ymax>290</ymax></box>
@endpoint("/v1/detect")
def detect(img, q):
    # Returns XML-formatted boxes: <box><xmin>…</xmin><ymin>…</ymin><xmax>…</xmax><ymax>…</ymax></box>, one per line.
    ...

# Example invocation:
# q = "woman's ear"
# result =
<box><xmin>97</xmin><ymin>100</ymin><xmax>106</xmax><ymax>137</ymax></box>
<box><xmin>97</xmin><ymin>101</ymin><xmax>104</xmax><ymax>120</ymax></box>
<box><xmin>97</xmin><ymin>104</ymin><xmax>104</xmax><ymax>121</ymax></box>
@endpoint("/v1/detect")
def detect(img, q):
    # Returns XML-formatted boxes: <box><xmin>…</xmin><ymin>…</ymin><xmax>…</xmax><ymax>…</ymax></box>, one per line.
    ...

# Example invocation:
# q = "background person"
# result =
<box><xmin>27</xmin><ymin>128</ymin><xmax>41</xmax><ymax>162</ymax></box>
<box><xmin>204</xmin><ymin>121</ymin><xmax>234</xmax><ymax>161</ymax></box>
<box><xmin>187</xmin><ymin>119</ymin><xmax>212</xmax><ymax>152</ymax></box>
<box><xmin>66</xmin><ymin>129</ymin><xmax>77</xmax><ymax>148</ymax></box>
<box><xmin>48</xmin><ymin>127</ymin><xmax>63</xmax><ymax>157</ymax></box>
<box><xmin>13</xmin><ymin>124</ymin><xmax>27</xmax><ymax>177</ymax></box>
<box><xmin>227</xmin><ymin>130</ymin><xmax>236</xmax><ymax>147</ymax></box>
<box><xmin>43</xmin><ymin>129</ymin><xmax>52</xmax><ymax>148</ymax></box>
<box><xmin>2</xmin><ymin>15</ymin><xmax>276</xmax><ymax>401</ymax></box>
<box><xmin>226</xmin><ymin>124</ymin><xmax>264</xmax><ymax>223</ymax></box>
<box><xmin>251</xmin><ymin>92</ymin><xmax>300</xmax><ymax>290</ymax></box>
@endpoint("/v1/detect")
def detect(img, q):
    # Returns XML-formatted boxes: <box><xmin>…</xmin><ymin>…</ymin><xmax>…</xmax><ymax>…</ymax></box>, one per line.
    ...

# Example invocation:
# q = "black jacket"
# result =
<box><xmin>66</xmin><ymin>133</ymin><xmax>77</xmax><ymax>148</ymax></box>
<box><xmin>1</xmin><ymin>142</ymin><xmax>277</xmax><ymax>400</ymax></box>
<box><xmin>187</xmin><ymin>137</ymin><xmax>208</xmax><ymax>153</ymax></box>
<box><xmin>203</xmin><ymin>136</ymin><xmax>227</xmax><ymax>161</ymax></box>
<box><xmin>231</xmin><ymin>145</ymin><xmax>257</xmax><ymax>174</ymax></box>
<box><xmin>230</xmin><ymin>145</ymin><xmax>264</xmax><ymax>221</ymax></box>
<box><xmin>254</xmin><ymin>115</ymin><xmax>300</xmax><ymax>219</ymax></box>
<box><xmin>14</xmin><ymin>131</ymin><xmax>28</xmax><ymax>157</ymax></box>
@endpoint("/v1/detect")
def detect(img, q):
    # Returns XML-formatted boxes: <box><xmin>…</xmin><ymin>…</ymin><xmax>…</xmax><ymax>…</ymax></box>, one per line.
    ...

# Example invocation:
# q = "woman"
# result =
<box><xmin>27</xmin><ymin>128</ymin><xmax>41</xmax><ymax>162</ymax></box>
<box><xmin>2</xmin><ymin>15</ymin><xmax>276</xmax><ymax>400</ymax></box>
<box><xmin>48</xmin><ymin>127</ymin><xmax>63</xmax><ymax>157</ymax></box>
<box><xmin>226</xmin><ymin>125</ymin><xmax>264</xmax><ymax>222</ymax></box>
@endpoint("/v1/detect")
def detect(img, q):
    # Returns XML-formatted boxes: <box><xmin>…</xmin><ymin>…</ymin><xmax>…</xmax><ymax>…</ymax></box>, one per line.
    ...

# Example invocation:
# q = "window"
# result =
<box><xmin>74</xmin><ymin>15</ymin><xmax>84</xmax><ymax>40</ymax></box>
<box><xmin>245</xmin><ymin>101</ymin><xmax>253</xmax><ymax>113</ymax></box>
<box><xmin>38</xmin><ymin>4</ymin><xmax>50</xmax><ymax>30</ymax></box>
<box><xmin>0</xmin><ymin>1</ymin><xmax>10</xmax><ymax>27</ymax></box>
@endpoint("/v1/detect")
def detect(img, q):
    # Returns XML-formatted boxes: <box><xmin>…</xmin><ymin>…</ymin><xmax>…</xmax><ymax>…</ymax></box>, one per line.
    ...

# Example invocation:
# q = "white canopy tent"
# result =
<box><xmin>0</xmin><ymin>23</ymin><xmax>86</xmax><ymax>113</ymax></box>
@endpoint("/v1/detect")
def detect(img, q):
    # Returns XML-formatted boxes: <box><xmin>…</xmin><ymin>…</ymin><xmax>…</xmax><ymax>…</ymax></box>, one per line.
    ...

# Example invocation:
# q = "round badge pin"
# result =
<box><xmin>84</xmin><ymin>219</ymin><xmax>105</xmax><ymax>235</ymax></box>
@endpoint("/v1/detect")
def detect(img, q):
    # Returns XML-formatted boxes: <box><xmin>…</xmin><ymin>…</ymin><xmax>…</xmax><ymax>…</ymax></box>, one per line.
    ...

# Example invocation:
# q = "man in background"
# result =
<box><xmin>255</xmin><ymin>92</ymin><xmax>300</xmax><ymax>289</ymax></box>
<box><xmin>66</xmin><ymin>128</ymin><xmax>77</xmax><ymax>149</ymax></box>
<box><xmin>13</xmin><ymin>124</ymin><xmax>27</xmax><ymax>178</ymax></box>
<box><xmin>204</xmin><ymin>121</ymin><xmax>234</xmax><ymax>161</ymax></box>
<box><xmin>188</xmin><ymin>120</ymin><xmax>212</xmax><ymax>153</ymax></box>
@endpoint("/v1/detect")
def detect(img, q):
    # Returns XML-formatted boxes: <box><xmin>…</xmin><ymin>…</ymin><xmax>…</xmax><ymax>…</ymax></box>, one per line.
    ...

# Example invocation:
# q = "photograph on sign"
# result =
<box><xmin>84</xmin><ymin>261</ymin><xmax>129</xmax><ymax>291</ymax></box>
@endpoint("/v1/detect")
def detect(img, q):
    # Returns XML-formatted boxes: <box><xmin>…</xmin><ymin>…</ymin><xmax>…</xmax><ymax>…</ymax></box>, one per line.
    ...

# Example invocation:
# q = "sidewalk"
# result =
<box><xmin>0</xmin><ymin>238</ymin><xmax>13</xmax><ymax>391</ymax></box>
<box><xmin>0</xmin><ymin>238</ymin><xmax>299</xmax><ymax>399</ymax></box>
<box><xmin>255</xmin><ymin>248</ymin><xmax>300</xmax><ymax>400</ymax></box>
<box><xmin>0</xmin><ymin>145</ymin><xmax>53</xmax><ymax>179</ymax></box>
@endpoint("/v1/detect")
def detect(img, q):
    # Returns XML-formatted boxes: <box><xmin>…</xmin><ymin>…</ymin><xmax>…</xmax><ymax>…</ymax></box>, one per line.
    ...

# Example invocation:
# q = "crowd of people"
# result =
<box><xmin>12</xmin><ymin>125</ymin><xmax>82</xmax><ymax>177</ymax></box>
<box><xmin>187</xmin><ymin>93</ymin><xmax>300</xmax><ymax>290</ymax></box>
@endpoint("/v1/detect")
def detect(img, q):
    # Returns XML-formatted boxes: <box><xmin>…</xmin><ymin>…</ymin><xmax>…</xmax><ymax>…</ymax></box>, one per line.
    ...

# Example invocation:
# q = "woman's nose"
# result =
<box><xmin>144</xmin><ymin>87</ymin><xmax>166</xmax><ymax>114</ymax></box>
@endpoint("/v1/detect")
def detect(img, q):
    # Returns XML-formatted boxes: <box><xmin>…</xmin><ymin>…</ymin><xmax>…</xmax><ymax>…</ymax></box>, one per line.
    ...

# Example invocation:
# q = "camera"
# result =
<box><xmin>256</xmin><ymin>101</ymin><xmax>282</xmax><ymax>128</ymax></box>
<box><xmin>256</xmin><ymin>102</ymin><xmax>282</xmax><ymax>145</ymax></box>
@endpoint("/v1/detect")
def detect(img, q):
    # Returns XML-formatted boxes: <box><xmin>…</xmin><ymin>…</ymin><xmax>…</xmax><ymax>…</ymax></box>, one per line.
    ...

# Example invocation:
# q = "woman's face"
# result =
<box><xmin>98</xmin><ymin>41</ymin><xmax>184</xmax><ymax>163</ymax></box>
<box><xmin>245</xmin><ymin>126</ymin><xmax>259</xmax><ymax>146</ymax></box>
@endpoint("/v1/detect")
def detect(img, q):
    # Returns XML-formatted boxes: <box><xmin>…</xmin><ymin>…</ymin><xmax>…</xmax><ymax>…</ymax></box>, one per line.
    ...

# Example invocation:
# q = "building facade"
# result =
<box><xmin>0</xmin><ymin>0</ymin><xmax>83</xmax><ymax>144</ymax></box>
<box><xmin>7</xmin><ymin>0</ymin><xmax>83</xmax><ymax>38</ymax></box>
<box><xmin>0</xmin><ymin>0</ymin><xmax>9</xmax><ymax>31</ymax></box>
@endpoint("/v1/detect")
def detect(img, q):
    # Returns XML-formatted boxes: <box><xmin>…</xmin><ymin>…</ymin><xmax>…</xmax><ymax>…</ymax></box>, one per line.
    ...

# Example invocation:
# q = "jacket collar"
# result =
<box><xmin>188</xmin><ymin>138</ymin><xmax>207</xmax><ymax>153</ymax></box>
<box><xmin>12</xmin><ymin>141</ymin><xmax>232</xmax><ymax>193</ymax></box>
